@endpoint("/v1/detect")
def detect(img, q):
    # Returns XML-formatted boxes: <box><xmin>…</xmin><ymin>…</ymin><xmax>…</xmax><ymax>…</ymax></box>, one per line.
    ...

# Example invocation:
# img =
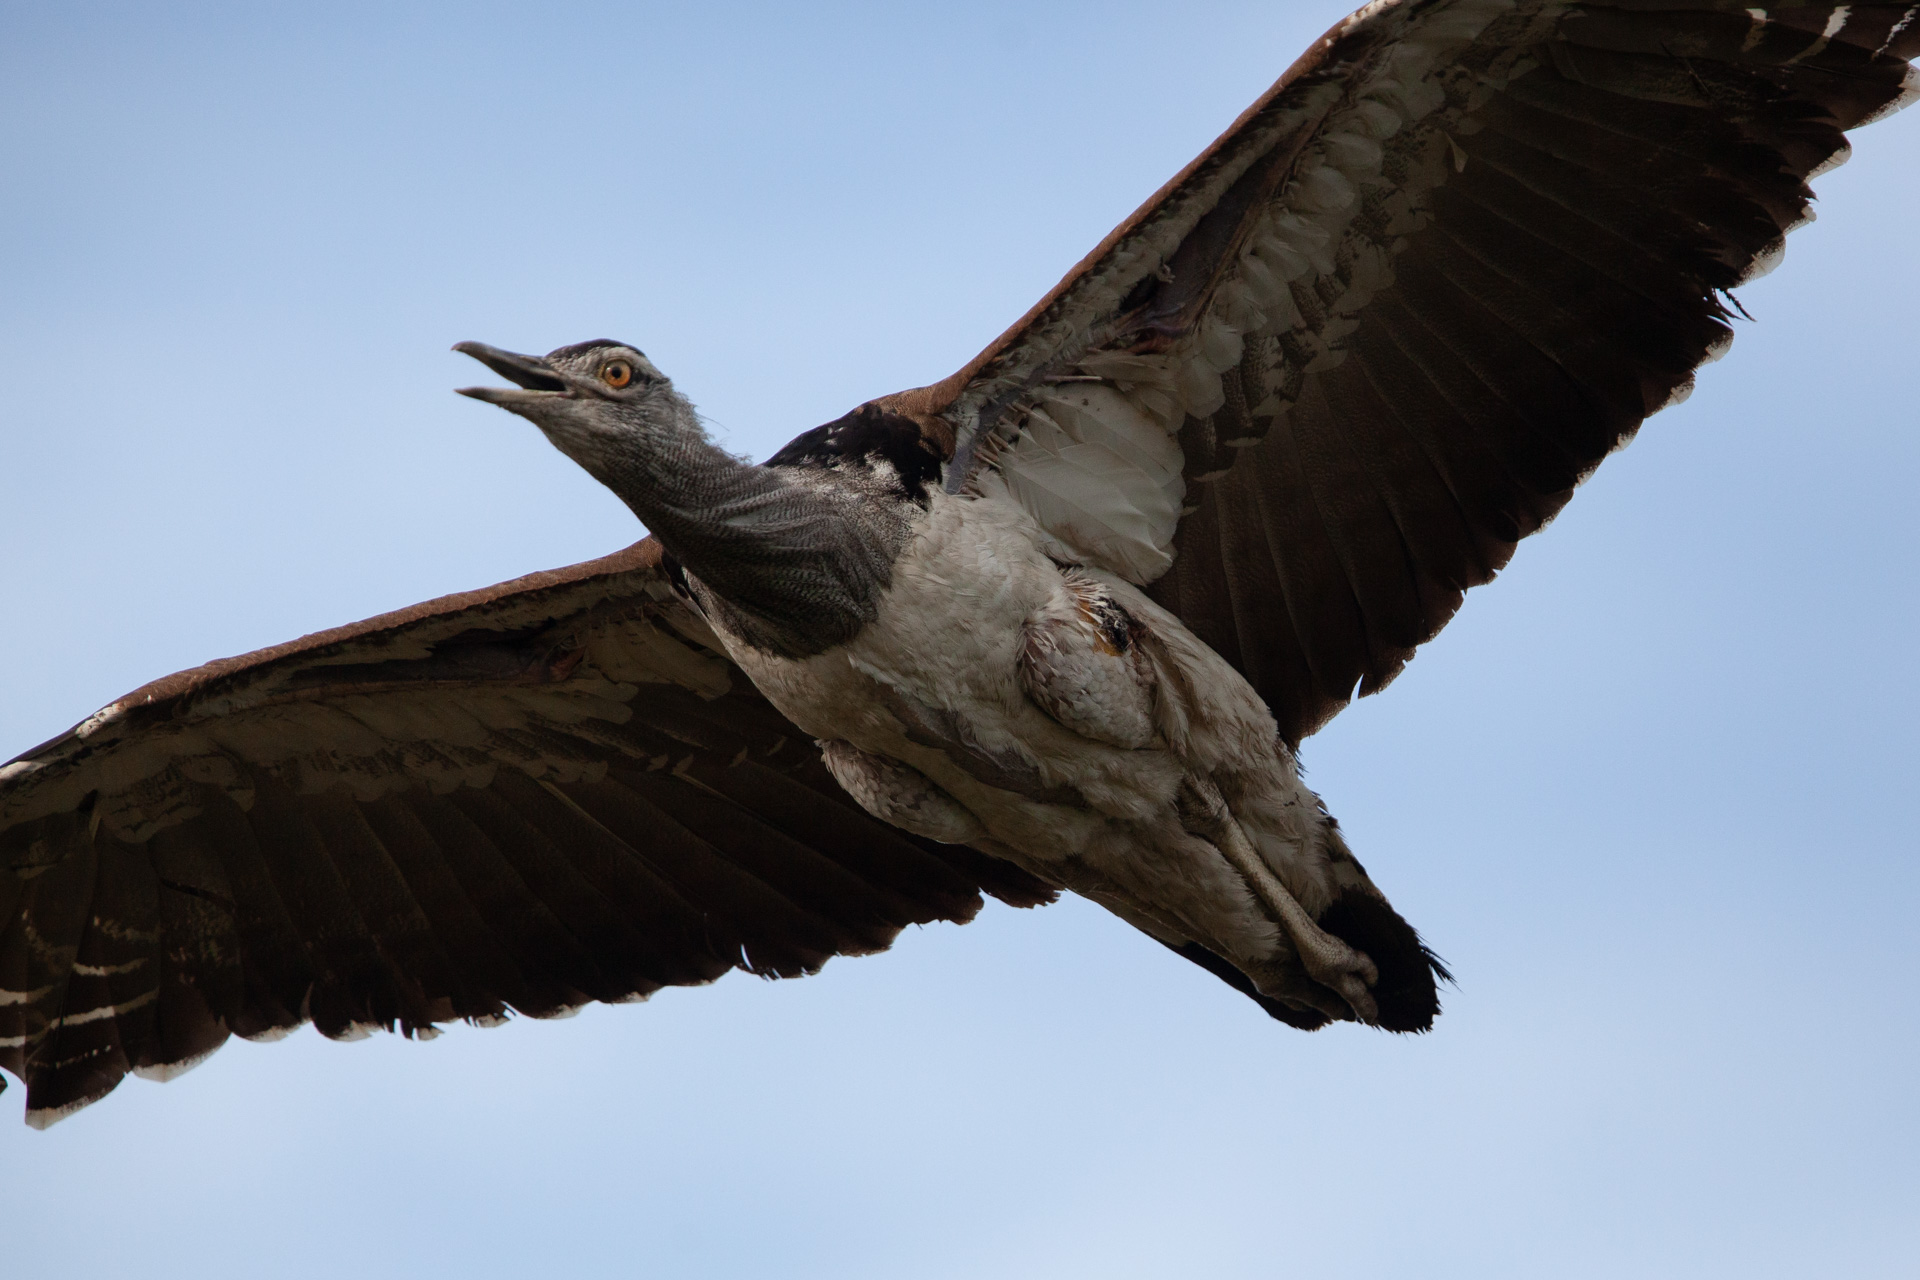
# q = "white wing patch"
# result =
<box><xmin>955</xmin><ymin>0</ymin><xmax>1552</xmax><ymax>585</ymax></box>
<box><xmin>990</xmin><ymin>384</ymin><xmax>1184</xmax><ymax>584</ymax></box>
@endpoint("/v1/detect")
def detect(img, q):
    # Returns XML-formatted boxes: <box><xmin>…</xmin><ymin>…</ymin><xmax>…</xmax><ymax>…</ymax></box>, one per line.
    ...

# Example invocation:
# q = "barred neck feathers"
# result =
<box><xmin>610</xmin><ymin>404</ymin><xmax>938</xmax><ymax>659</ymax></box>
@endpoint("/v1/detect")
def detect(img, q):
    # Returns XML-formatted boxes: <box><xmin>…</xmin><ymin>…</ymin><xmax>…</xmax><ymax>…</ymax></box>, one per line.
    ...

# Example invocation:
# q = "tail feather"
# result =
<box><xmin>1317</xmin><ymin>888</ymin><xmax>1450</xmax><ymax>1033</ymax></box>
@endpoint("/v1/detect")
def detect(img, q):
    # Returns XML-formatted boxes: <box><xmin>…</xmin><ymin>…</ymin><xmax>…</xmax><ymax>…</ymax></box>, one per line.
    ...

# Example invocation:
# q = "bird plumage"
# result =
<box><xmin>5</xmin><ymin>0</ymin><xmax>1917</xmax><ymax>1125</ymax></box>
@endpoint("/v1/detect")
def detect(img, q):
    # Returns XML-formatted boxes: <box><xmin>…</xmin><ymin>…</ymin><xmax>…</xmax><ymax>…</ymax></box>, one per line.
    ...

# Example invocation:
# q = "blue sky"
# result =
<box><xmin>3</xmin><ymin>3</ymin><xmax>1917</xmax><ymax>1275</ymax></box>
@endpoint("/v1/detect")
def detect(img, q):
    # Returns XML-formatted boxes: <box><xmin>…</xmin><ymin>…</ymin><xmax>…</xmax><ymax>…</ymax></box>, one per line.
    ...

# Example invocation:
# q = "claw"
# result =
<box><xmin>1181</xmin><ymin>776</ymin><xmax>1380</xmax><ymax>1023</ymax></box>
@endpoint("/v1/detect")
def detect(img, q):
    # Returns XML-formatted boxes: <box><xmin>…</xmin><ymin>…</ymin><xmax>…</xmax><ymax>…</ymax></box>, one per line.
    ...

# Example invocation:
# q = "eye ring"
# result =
<box><xmin>601</xmin><ymin>360</ymin><xmax>633</xmax><ymax>389</ymax></box>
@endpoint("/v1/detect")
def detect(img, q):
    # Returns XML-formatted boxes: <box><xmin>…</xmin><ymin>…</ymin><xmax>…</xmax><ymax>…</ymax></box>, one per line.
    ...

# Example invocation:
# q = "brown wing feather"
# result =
<box><xmin>0</xmin><ymin>538</ymin><xmax>1053</xmax><ymax>1126</ymax></box>
<box><xmin>876</xmin><ymin>0</ymin><xmax>1919</xmax><ymax>743</ymax></box>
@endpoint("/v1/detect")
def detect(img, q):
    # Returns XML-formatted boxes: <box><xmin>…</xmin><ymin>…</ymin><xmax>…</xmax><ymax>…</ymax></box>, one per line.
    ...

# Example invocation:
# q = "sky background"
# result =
<box><xmin>3</xmin><ymin>2</ymin><xmax>1917</xmax><ymax>1275</ymax></box>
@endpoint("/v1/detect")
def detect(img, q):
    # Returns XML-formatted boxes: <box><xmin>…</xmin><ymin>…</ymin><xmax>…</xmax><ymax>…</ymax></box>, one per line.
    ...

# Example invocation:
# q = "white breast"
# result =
<box><xmin>731</xmin><ymin>491</ymin><xmax>1057</xmax><ymax>751</ymax></box>
<box><xmin>713</xmin><ymin>492</ymin><xmax>1177</xmax><ymax>831</ymax></box>
<box><xmin>709</xmin><ymin>486</ymin><xmax>1312</xmax><ymax>891</ymax></box>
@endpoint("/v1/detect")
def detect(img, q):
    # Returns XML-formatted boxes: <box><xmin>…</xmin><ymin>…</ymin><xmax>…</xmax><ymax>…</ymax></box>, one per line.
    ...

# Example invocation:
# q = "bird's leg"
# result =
<box><xmin>1180</xmin><ymin>776</ymin><xmax>1379</xmax><ymax>1023</ymax></box>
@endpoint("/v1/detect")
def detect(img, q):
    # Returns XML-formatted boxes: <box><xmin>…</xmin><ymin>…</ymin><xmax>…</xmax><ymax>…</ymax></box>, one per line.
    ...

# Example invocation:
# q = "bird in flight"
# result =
<box><xmin>4</xmin><ymin>0</ymin><xmax>1915</xmax><ymax>1127</ymax></box>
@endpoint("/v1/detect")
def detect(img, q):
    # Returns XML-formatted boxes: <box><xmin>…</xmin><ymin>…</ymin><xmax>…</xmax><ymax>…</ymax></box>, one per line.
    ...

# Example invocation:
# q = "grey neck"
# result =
<box><xmin>586</xmin><ymin>419</ymin><xmax>902</xmax><ymax>658</ymax></box>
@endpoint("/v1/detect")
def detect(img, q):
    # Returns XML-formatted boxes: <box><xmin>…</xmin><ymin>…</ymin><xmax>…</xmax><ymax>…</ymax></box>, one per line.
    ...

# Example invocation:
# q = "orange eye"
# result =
<box><xmin>601</xmin><ymin>360</ymin><xmax>633</xmax><ymax>389</ymax></box>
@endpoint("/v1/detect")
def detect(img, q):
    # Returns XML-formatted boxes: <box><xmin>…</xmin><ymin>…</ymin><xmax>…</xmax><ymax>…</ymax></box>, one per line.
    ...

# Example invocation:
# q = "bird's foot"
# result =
<box><xmin>1180</xmin><ymin>776</ymin><xmax>1379</xmax><ymax>1023</ymax></box>
<box><xmin>1241</xmin><ymin>958</ymin><xmax>1359</xmax><ymax>1025</ymax></box>
<box><xmin>1284</xmin><ymin>919</ymin><xmax>1379</xmax><ymax>1024</ymax></box>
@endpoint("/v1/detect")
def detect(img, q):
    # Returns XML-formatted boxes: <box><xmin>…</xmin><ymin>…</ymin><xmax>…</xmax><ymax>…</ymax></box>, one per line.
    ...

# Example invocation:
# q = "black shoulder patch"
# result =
<box><xmin>764</xmin><ymin>404</ymin><xmax>943</xmax><ymax>503</ymax></box>
<box><xmin>657</xmin><ymin>546</ymin><xmax>691</xmax><ymax>599</ymax></box>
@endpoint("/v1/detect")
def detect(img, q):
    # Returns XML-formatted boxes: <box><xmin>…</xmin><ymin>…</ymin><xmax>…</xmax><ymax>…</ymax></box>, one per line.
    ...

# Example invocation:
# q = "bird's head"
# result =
<box><xmin>454</xmin><ymin>339</ymin><xmax>693</xmax><ymax>478</ymax></box>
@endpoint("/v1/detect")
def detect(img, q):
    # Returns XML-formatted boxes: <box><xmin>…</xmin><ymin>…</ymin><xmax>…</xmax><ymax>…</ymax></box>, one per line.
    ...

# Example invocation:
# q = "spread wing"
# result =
<box><xmin>0</xmin><ymin>539</ymin><xmax>1052</xmax><ymax>1126</ymax></box>
<box><xmin>882</xmin><ymin>0</ymin><xmax>1920</xmax><ymax>744</ymax></box>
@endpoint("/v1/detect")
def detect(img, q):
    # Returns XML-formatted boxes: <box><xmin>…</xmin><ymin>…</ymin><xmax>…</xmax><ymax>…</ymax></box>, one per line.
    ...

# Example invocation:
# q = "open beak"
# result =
<box><xmin>453</xmin><ymin>341</ymin><xmax>571</xmax><ymax>405</ymax></box>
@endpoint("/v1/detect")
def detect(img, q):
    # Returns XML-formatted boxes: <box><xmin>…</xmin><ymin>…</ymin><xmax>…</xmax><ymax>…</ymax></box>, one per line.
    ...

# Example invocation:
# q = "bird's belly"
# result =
<box><xmin>710</xmin><ymin>490</ymin><xmax>1334</xmax><ymax>977</ymax></box>
<box><xmin>716</xmin><ymin>491</ymin><xmax>1183</xmax><ymax>846</ymax></box>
